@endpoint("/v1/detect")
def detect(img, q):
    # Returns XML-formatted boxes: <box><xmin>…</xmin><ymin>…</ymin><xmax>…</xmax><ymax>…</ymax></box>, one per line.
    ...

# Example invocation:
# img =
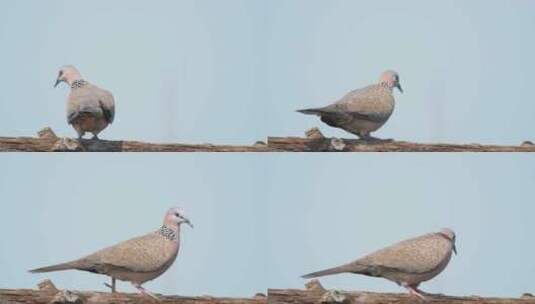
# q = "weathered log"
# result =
<box><xmin>266</xmin><ymin>137</ymin><xmax>535</xmax><ymax>152</ymax></box>
<box><xmin>0</xmin><ymin>128</ymin><xmax>270</xmax><ymax>152</ymax></box>
<box><xmin>0</xmin><ymin>280</ymin><xmax>266</xmax><ymax>304</ymax></box>
<box><xmin>1</xmin><ymin>280</ymin><xmax>534</xmax><ymax>304</ymax></box>
<box><xmin>268</xmin><ymin>287</ymin><xmax>535</xmax><ymax>304</ymax></box>
<box><xmin>0</xmin><ymin>289</ymin><xmax>266</xmax><ymax>304</ymax></box>
<box><xmin>0</xmin><ymin>127</ymin><xmax>534</xmax><ymax>152</ymax></box>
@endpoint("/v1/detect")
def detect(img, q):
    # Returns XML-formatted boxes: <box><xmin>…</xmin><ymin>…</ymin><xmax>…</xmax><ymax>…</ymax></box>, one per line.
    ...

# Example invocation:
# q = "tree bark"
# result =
<box><xmin>266</xmin><ymin>137</ymin><xmax>535</xmax><ymax>152</ymax></box>
<box><xmin>0</xmin><ymin>127</ymin><xmax>534</xmax><ymax>152</ymax></box>
<box><xmin>1</xmin><ymin>280</ymin><xmax>533</xmax><ymax>304</ymax></box>
<box><xmin>1</xmin><ymin>288</ymin><xmax>533</xmax><ymax>304</ymax></box>
<box><xmin>0</xmin><ymin>289</ymin><xmax>266</xmax><ymax>304</ymax></box>
<box><xmin>268</xmin><ymin>288</ymin><xmax>535</xmax><ymax>304</ymax></box>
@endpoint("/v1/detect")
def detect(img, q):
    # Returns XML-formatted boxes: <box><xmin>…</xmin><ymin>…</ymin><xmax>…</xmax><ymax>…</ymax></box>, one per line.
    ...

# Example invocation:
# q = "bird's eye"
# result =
<box><xmin>175</xmin><ymin>213</ymin><xmax>180</xmax><ymax>217</ymax></box>
<box><xmin>58</xmin><ymin>71</ymin><xmax>63</xmax><ymax>77</ymax></box>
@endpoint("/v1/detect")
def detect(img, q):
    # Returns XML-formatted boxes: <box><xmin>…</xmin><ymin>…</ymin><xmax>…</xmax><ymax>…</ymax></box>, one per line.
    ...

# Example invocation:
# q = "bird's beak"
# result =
<box><xmin>54</xmin><ymin>78</ymin><xmax>61</xmax><ymax>88</ymax></box>
<box><xmin>453</xmin><ymin>244</ymin><xmax>457</xmax><ymax>255</ymax></box>
<box><xmin>396</xmin><ymin>83</ymin><xmax>403</xmax><ymax>93</ymax></box>
<box><xmin>183</xmin><ymin>217</ymin><xmax>193</xmax><ymax>228</ymax></box>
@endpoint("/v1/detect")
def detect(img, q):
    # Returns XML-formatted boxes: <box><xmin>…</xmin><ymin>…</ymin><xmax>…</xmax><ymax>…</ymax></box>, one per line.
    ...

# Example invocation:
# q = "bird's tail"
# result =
<box><xmin>29</xmin><ymin>261</ymin><xmax>75</xmax><ymax>273</ymax></box>
<box><xmin>296</xmin><ymin>108</ymin><xmax>323</xmax><ymax>116</ymax></box>
<box><xmin>302</xmin><ymin>264</ymin><xmax>352</xmax><ymax>279</ymax></box>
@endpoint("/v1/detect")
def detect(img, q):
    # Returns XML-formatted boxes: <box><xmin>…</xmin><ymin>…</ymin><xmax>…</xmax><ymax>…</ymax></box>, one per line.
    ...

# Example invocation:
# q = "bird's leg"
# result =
<box><xmin>357</xmin><ymin>132</ymin><xmax>381</xmax><ymax>142</ymax></box>
<box><xmin>104</xmin><ymin>277</ymin><xmax>116</xmax><ymax>293</ymax></box>
<box><xmin>74</xmin><ymin>126</ymin><xmax>84</xmax><ymax>140</ymax></box>
<box><xmin>91</xmin><ymin>131</ymin><xmax>100</xmax><ymax>140</ymax></box>
<box><xmin>413</xmin><ymin>286</ymin><xmax>427</xmax><ymax>295</ymax></box>
<box><xmin>133</xmin><ymin>284</ymin><xmax>160</xmax><ymax>301</ymax></box>
<box><xmin>412</xmin><ymin>286</ymin><xmax>443</xmax><ymax>297</ymax></box>
<box><xmin>405</xmin><ymin>285</ymin><xmax>426</xmax><ymax>301</ymax></box>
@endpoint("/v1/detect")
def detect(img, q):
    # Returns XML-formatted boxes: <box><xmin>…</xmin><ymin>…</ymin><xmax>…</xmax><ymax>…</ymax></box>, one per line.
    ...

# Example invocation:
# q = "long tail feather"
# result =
<box><xmin>29</xmin><ymin>262</ymin><xmax>75</xmax><ymax>273</ymax></box>
<box><xmin>302</xmin><ymin>265</ymin><xmax>349</xmax><ymax>279</ymax></box>
<box><xmin>297</xmin><ymin>108</ymin><xmax>323</xmax><ymax>115</ymax></box>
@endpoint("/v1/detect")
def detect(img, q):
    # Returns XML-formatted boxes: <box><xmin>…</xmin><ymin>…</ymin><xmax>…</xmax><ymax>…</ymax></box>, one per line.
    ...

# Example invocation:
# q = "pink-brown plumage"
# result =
<box><xmin>30</xmin><ymin>208</ymin><xmax>192</xmax><ymax>299</ymax></box>
<box><xmin>302</xmin><ymin>229</ymin><xmax>456</xmax><ymax>300</ymax></box>
<box><xmin>297</xmin><ymin>70</ymin><xmax>402</xmax><ymax>140</ymax></box>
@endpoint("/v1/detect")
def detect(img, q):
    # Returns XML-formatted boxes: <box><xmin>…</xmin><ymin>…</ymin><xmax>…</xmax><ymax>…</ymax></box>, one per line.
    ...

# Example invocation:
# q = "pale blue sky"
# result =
<box><xmin>0</xmin><ymin>1</ymin><xmax>535</xmax><ymax>144</ymax></box>
<box><xmin>0</xmin><ymin>154</ymin><xmax>535</xmax><ymax>297</ymax></box>
<box><xmin>1</xmin><ymin>0</ymin><xmax>535</xmax><ymax>300</ymax></box>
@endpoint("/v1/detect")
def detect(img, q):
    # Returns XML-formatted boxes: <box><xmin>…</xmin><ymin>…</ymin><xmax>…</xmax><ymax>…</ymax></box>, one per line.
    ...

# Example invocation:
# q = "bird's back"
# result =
<box><xmin>332</xmin><ymin>84</ymin><xmax>395</xmax><ymax>118</ymax></box>
<box><xmin>76</xmin><ymin>231</ymin><xmax>179</xmax><ymax>274</ymax></box>
<box><xmin>354</xmin><ymin>233</ymin><xmax>453</xmax><ymax>275</ymax></box>
<box><xmin>67</xmin><ymin>83</ymin><xmax>115</xmax><ymax>123</ymax></box>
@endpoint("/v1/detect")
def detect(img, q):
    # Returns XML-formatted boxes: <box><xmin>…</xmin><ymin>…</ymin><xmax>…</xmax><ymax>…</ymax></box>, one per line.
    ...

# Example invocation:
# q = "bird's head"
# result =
<box><xmin>164</xmin><ymin>207</ymin><xmax>193</xmax><ymax>228</ymax></box>
<box><xmin>54</xmin><ymin>65</ymin><xmax>82</xmax><ymax>88</ymax></box>
<box><xmin>379</xmin><ymin>70</ymin><xmax>403</xmax><ymax>93</ymax></box>
<box><xmin>439</xmin><ymin>228</ymin><xmax>457</xmax><ymax>255</ymax></box>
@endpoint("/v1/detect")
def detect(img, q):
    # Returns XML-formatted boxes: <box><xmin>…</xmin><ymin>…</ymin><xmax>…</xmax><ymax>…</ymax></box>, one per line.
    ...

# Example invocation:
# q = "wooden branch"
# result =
<box><xmin>1</xmin><ymin>280</ymin><xmax>534</xmax><ymax>304</ymax></box>
<box><xmin>1</xmin><ymin>127</ymin><xmax>534</xmax><ymax>152</ymax></box>
<box><xmin>0</xmin><ymin>280</ymin><xmax>266</xmax><ymax>304</ymax></box>
<box><xmin>0</xmin><ymin>128</ymin><xmax>270</xmax><ymax>152</ymax></box>
<box><xmin>268</xmin><ymin>282</ymin><xmax>535</xmax><ymax>304</ymax></box>
<box><xmin>0</xmin><ymin>289</ymin><xmax>266</xmax><ymax>304</ymax></box>
<box><xmin>267</xmin><ymin>127</ymin><xmax>535</xmax><ymax>151</ymax></box>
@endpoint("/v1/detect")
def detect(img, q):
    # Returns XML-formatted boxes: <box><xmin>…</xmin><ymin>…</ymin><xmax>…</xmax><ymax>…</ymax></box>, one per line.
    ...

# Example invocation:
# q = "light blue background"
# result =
<box><xmin>1</xmin><ymin>0</ymin><xmax>535</xmax><ymax>300</ymax></box>
<box><xmin>0</xmin><ymin>0</ymin><xmax>535</xmax><ymax>144</ymax></box>
<box><xmin>0</xmin><ymin>154</ymin><xmax>534</xmax><ymax>298</ymax></box>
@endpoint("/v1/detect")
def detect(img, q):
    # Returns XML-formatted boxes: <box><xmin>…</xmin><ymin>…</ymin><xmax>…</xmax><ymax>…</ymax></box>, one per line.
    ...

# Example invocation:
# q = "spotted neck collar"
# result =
<box><xmin>71</xmin><ymin>79</ymin><xmax>88</xmax><ymax>89</ymax></box>
<box><xmin>379</xmin><ymin>82</ymin><xmax>393</xmax><ymax>91</ymax></box>
<box><xmin>158</xmin><ymin>225</ymin><xmax>178</xmax><ymax>241</ymax></box>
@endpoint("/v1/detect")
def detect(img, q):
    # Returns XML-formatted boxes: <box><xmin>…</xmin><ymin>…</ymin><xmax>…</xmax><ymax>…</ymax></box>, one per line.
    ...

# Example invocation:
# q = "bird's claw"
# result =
<box><xmin>407</xmin><ymin>286</ymin><xmax>427</xmax><ymax>302</ymax></box>
<box><xmin>134</xmin><ymin>284</ymin><xmax>161</xmax><ymax>301</ymax></box>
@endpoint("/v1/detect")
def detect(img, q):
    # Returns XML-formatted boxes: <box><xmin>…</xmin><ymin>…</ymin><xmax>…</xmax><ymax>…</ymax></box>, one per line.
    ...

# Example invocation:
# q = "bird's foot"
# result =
<box><xmin>134</xmin><ymin>284</ymin><xmax>161</xmax><ymax>301</ymax></box>
<box><xmin>406</xmin><ymin>286</ymin><xmax>426</xmax><ymax>301</ymax></box>
<box><xmin>91</xmin><ymin>135</ymin><xmax>100</xmax><ymax>140</ymax></box>
<box><xmin>75</xmin><ymin>130</ymin><xmax>86</xmax><ymax>140</ymax></box>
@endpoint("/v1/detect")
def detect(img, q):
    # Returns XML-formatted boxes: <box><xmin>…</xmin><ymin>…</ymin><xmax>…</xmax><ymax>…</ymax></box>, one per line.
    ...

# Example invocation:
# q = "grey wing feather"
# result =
<box><xmin>349</xmin><ymin>233</ymin><xmax>450</xmax><ymax>275</ymax></box>
<box><xmin>78</xmin><ymin>233</ymin><xmax>169</xmax><ymax>273</ymax></box>
<box><xmin>98</xmin><ymin>90</ymin><xmax>115</xmax><ymax>123</ymax></box>
<box><xmin>67</xmin><ymin>110</ymin><xmax>78</xmax><ymax>124</ymax></box>
<box><xmin>66</xmin><ymin>85</ymin><xmax>115</xmax><ymax>124</ymax></box>
<box><xmin>330</xmin><ymin>85</ymin><xmax>394</xmax><ymax>123</ymax></box>
<box><xmin>320</xmin><ymin>103</ymin><xmax>385</xmax><ymax>123</ymax></box>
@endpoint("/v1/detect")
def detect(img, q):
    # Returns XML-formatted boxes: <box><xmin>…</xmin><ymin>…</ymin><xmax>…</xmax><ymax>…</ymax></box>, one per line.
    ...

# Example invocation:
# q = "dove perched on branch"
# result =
<box><xmin>54</xmin><ymin>65</ymin><xmax>115</xmax><ymax>140</ymax></box>
<box><xmin>297</xmin><ymin>70</ymin><xmax>403</xmax><ymax>141</ymax></box>
<box><xmin>302</xmin><ymin>228</ymin><xmax>457</xmax><ymax>300</ymax></box>
<box><xmin>30</xmin><ymin>207</ymin><xmax>193</xmax><ymax>300</ymax></box>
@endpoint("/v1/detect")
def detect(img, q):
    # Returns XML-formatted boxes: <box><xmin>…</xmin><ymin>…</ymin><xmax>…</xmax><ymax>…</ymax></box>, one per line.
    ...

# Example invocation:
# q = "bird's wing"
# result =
<box><xmin>325</xmin><ymin>85</ymin><xmax>394</xmax><ymax>123</ymax></box>
<box><xmin>77</xmin><ymin>232</ymin><xmax>175</xmax><ymax>273</ymax></box>
<box><xmin>351</xmin><ymin>233</ymin><xmax>451</xmax><ymax>275</ymax></box>
<box><xmin>97</xmin><ymin>89</ymin><xmax>115</xmax><ymax>124</ymax></box>
<box><xmin>66</xmin><ymin>87</ymin><xmax>102</xmax><ymax>123</ymax></box>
